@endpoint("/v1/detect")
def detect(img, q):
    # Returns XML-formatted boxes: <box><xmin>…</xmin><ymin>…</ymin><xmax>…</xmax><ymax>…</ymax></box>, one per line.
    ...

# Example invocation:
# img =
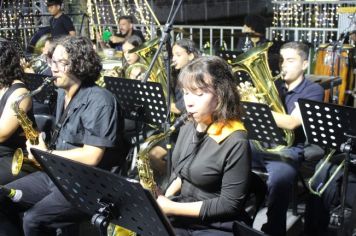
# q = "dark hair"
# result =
<box><xmin>280</xmin><ymin>41</ymin><xmax>309</xmax><ymax>61</ymax></box>
<box><xmin>46</xmin><ymin>0</ymin><xmax>62</xmax><ymax>6</ymax></box>
<box><xmin>0</xmin><ymin>41</ymin><xmax>24</xmax><ymax>88</ymax></box>
<box><xmin>57</xmin><ymin>36</ymin><xmax>102</xmax><ymax>84</ymax></box>
<box><xmin>119</xmin><ymin>15</ymin><xmax>134</xmax><ymax>24</ymax></box>
<box><xmin>178</xmin><ymin>56</ymin><xmax>242</xmax><ymax>123</ymax></box>
<box><xmin>125</xmin><ymin>35</ymin><xmax>143</xmax><ymax>47</ymax></box>
<box><xmin>173</xmin><ymin>38</ymin><xmax>200</xmax><ymax>59</ymax></box>
<box><xmin>244</xmin><ymin>14</ymin><xmax>266</xmax><ymax>35</ymax></box>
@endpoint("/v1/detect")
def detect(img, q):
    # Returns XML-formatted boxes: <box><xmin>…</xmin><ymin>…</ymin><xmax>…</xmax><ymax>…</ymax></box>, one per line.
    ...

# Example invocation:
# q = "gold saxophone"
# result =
<box><xmin>11</xmin><ymin>77</ymin><xmax>56</xmax><ymax>176</ymax></box>
<box><xmin>108</xmin><ymin>113</ymin><xmax>189</xmax><ymax>236</ymax></box>
<box><xmin>231</xmin><ymin>42</ymin><xmax>294</xmax><ymax>152</ymax></box>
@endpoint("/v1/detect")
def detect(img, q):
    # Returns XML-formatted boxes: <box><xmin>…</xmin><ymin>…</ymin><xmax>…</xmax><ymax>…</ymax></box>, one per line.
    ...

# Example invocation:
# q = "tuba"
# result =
<box><xmin>231</xmin><ymin>42</ymin><xmax>294</xmax><ymax>152</ymax></box>
<box><xmin>11</xmin><ymin>77</ymin><xmax>56</xmax><ymax>176</ymax></box>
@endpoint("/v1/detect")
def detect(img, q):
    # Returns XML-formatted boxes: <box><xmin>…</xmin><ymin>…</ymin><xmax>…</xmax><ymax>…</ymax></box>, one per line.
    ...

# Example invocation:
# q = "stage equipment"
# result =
<box><xmin>11</xmin><ymin>77</ymin><xmax>55</xmax><ymax>176</ymax></box>
<box><xmin>299</xmin><ymin>98</ymin><xmax>356</xmax><ymax>232</ymax></box>
<box><xmin>314</xmin><ymin>43</ymin><xmax>355</xmax><ymax>105</ymax></box>
<box><xmin>232</xmin><ymin>42</ymin><xmax>294</xmax><ymax>152</ymax></box>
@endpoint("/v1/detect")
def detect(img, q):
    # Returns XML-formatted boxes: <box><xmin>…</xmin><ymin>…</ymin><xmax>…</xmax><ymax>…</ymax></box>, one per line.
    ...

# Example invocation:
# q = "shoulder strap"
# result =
<box><xmin>0</xmin><ymin>83</ymin><xmax>26</xmax><ymax>118</ymax></box>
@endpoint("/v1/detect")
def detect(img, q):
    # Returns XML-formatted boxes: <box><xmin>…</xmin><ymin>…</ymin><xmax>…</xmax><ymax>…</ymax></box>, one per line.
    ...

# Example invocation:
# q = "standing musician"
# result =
<box><xmin>157</xmin><ymin>56</ymin><xmax>251</xmax><ymax>235</ymax></box>
<box><xmin>46</xmin><ymin>0</ymin><xmax>76</xmax><ymax>38</ymax></box>
<box><xmin>251</xmin><ymin>42</ymin><xmax>324</xmax><ymax>236</ymax></box>
<box><xmin>0</xmin><ymin>40</ymin><xmax>35</xmax><ymax>185</ymax></box>
<box><xmin>0</xmin><ymin>36</ymin><xmax>126</xmax><ymax>236</ymax></box>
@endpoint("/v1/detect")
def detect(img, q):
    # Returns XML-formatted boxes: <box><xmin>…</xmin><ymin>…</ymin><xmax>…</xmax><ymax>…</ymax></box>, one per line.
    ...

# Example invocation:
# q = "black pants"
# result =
<box><xmin>0</xmin><ymin>171</ymin><xmax>87</xmax><ymax>236</ymax></box>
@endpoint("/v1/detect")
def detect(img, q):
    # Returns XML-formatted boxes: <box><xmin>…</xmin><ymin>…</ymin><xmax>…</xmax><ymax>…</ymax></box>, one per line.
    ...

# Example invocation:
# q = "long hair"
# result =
<box><xmin>0</xmin><ymin>40</ymin><xmax>24</xmax><ymax>88</ymax></box>
<box><xmin>178</xmin><ymin>56</ymin><xmax>242</xmax><ymax>123</ymax></box>
<box><xmin>58</xmin><ymin>36</ymin><xmax>102</xmax><ymax>85</ymax></box>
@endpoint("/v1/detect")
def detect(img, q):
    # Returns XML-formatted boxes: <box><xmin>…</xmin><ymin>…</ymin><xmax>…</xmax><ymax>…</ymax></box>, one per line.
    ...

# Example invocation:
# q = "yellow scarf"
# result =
<box><xmin>207</xmin><ymin>120</ymin><xmax>246</xmax><ymax>143</ymax></box>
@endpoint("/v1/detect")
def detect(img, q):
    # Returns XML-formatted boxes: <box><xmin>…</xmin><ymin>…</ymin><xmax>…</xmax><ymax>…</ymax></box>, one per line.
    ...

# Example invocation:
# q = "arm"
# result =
<box><xmin>110</xmin><ymin>35</ymin><xmax>125</xmax><ymax>44</ymax></box>
<box><xmin>69</xmin><ymin>31</ymin><xmax>76</xmax><ymax>36</ymax></box>
<box><xmin>272</xmin><ymin>106</ymin><xmax>302</xmax><ymax>130</ymax></box>
<box><xmin>0</xmin><ymin>87</ymin><xmax>32</xmax><ymax>142</ymax></box>
<box><xmin>157</xmin><ymin>195</ymin><xmax>203</xmax><ymax>217</ymax></box>
<box><xmin>164</xmin><ymin>177</ymin><xmax>182</xmax><ymax>197</ymax></box>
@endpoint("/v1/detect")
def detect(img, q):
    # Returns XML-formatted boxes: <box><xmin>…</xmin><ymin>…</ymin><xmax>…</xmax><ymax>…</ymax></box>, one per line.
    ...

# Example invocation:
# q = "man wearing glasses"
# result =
<box><xmin>0</xmin><ymin>36</ymin><xmax>127</xmax><ymax>236</ymax></box>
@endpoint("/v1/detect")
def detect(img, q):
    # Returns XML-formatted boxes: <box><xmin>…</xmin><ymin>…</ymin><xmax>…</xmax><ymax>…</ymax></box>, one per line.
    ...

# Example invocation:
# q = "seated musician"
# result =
<box><xmin>122</xmin><ymin>35</ymin><xmax>145</xmax><ymax>80</ymax></box>
<box><xmin>97</xmin><ymin>15</ymin><xmax>145</xmax><ymax>51</ymax></box>
<box><xmin>236</xmin><ymin>14</ymin><xmax>267</xmax><ymax>53</ymax></box>
<box><xmin>148</xmin><ymin>38</ymin><xmax>201</xmax><ymax>188</ymax></box>
<box><xmin>250</xmin><ymin>42</ymin><xmax>324</xmax><ymax>236</ymax></box>
<box><xmin>0</xmin><ymin>40</ymin><xmax>36</xmax><ymax>185</ymax></box>
<box><xmin>157</xmin><ymin>56</ymin><xmax>251</xmax><ymax>235</ymax></box>
<box><xmin>0</xmin><ymin>36</ymin><xmax>127</xmax><ymax>235</ymax></box>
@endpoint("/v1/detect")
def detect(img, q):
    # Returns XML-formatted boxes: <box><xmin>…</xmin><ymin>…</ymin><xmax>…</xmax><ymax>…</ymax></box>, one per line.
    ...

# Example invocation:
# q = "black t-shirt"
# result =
<box><xmin>50</xmin><ymin>14</ymin><xmax>75</xmax><ymax>38</ymax></box>
<box><xmin>109</xmin><ymin>29</ymin><xmax>145</xmax><ymax>50</ymax></box>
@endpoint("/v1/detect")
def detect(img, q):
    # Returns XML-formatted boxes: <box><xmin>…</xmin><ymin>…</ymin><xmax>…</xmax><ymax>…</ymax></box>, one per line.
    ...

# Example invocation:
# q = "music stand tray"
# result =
<box><xmin>104</xmin><ymin>76</ymin><xmax>168</xmax><ymax>127</ymax></box>
<box><xmin>241</xmin><ymin>101</ymin><xmax>287</xmax><ymax>146</ymax></box>
<box><xmin>30</xmin><ymin>148</ymin><xmax>175</xmax><ymax>236</ymax></box>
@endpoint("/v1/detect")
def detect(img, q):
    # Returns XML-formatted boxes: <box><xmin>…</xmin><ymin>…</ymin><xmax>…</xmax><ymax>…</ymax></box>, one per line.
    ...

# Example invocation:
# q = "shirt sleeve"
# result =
<box><xmin>199</xmin><ymin>136</ymin><xmax>251</xmax><ymax>221</ymax></box>
<box><xmin>63</xmin><ymin>15</ymin><xmax>75</xmax><ymax>33</ymax></box>
<box><xmin>81</xmin><ymin>99</ymin><xmax>119</xmax><ymax>148</ymax></box>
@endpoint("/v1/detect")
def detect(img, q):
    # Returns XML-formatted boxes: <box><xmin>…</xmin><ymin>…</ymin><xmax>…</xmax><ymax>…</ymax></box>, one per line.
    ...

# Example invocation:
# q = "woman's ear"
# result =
<box><xmin>188</xmin><ymin>53</ymin><xmax>194</xmax><ymax>61</ymax></box>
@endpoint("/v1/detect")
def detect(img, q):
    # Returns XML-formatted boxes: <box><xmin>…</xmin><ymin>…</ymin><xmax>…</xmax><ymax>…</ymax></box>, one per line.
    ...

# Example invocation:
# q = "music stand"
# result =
<box><xmin>241</xmin><ymin>101</ymin><xmax>287</xmax><ymax>146</ymax></box>
<box><xmin>298</xmin><ymin>98</ymin><xmax>356</xmax><ymax>232</ymax></box>
<box><xmin>30</xmin><ymin>148</ymin><xmax>175</xmax><ymax>236</ymax></box>
<box><xmin>104</xmin><ymin>76</ymin><xmax>167</xmax><ymax>127</ymax></box>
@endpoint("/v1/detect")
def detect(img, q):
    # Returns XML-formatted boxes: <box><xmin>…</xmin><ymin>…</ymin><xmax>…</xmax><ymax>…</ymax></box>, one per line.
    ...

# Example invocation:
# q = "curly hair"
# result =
<box><xmin>57</xmin><ymin>36</ymin><xmax>102</xmax><ymax>85</ymax></box>
<box><xmin>0</xmin><ymin>40</ymin><xmax>24</xmax><ymax>88</ymax></box>
<box><xmin>178</xmin><ymin>56</ymin><xmax>242</xmax><ymax>123</ymax></box>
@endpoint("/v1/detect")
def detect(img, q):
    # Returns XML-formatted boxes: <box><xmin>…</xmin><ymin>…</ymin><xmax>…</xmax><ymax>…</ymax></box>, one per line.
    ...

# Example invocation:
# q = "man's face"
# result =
<box><xmin>50</xmin><ymin>45</ymin><xmax>76</xmax><ymax>89</ymax></box>
<box><xmin>47</xmin><ymin>4</ymin><xmax>61</xmax><ymax>16</ymax></box>
<box><xmin>280</xmin><ymin>48</ymin><xmax>308</xmax><ymax>83</ymax></box>
<box><xmin>119</xmin><ymin>19</ymin><xmax>133</xmax><ymax>36</ymax></box>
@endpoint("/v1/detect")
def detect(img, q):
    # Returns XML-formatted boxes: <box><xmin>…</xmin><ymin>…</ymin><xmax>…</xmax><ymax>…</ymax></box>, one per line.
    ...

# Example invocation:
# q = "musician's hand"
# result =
<box><xmin>26</xmin><ymin>132</ymin><xmax>48</xmax><ymax>160</ymax></box>
<box><xmin>110</xmin><ymin>35</ymin><xmax>125</xmax><ymax>43</ymax></box>
<box><xmin>156</xmin><ymin>195</ymin><xmax>174</xmax><ymax>216</ymax></box>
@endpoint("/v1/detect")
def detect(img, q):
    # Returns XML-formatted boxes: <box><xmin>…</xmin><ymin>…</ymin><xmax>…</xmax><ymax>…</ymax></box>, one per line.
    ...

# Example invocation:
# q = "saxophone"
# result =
<box><xmin>11</xmin><ymin>77</ymin><xmax>56</xmax><ymax>176</ymax></box>
<box><xmin>108</xmin><ymin>113</ymin><xmax>189</xmax><ymax>236</ymax></box>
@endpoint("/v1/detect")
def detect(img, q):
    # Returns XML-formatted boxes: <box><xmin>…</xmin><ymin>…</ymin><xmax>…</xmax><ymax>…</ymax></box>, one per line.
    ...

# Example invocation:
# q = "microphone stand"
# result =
<box><xmin>141</xmin><ymin>0</ymin><xmax>184</xmax><ymax>179</ymax></box>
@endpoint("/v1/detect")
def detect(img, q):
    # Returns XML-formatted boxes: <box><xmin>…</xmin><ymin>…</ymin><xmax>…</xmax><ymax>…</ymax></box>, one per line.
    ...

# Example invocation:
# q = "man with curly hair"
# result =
<box><xmin>0</xmin><ymin>40</ymin><xmax>36</xmax><ymax>185</ymax></box>
<box><xmin>0</xmin><ymin>36</ymin><xmax>127</xmax><ymax>236</ymax></box>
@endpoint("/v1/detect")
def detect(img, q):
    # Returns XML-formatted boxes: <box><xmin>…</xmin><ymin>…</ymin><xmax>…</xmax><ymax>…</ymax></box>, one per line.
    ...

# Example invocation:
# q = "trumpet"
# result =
<box><xmin>11</xmin><ymin>77</ymin><xmax>56</xmax><ymax>176</ymax></box>
<box><xmin>308</xmin><ymin>149</ymin><xmax>340</xmax><ymax>196</ymax></box>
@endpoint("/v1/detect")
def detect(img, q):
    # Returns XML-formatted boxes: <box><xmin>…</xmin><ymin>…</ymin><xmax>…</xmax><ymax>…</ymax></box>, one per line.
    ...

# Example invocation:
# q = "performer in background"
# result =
<box><xmin>0</xmin><ymin>40</ymin><xmax>35</xmax><ymax>185</ymax></box>
<box><xmin>251</xmin><ymin>42</ymin><xmax>324</xmax><ymax>236</ymax></box>
<box><xmin>46</xmin><ymin>0</ymin><xmax>76</xmax><ymax>38</ymax></box>
<box><xmin>148</xmin><ymin>38</ymin><xmax>201</xmax><ymax>189</ymax></box>
<box><xmin>108</xmin><ymin>15</ymin><xmax>145</xmax><ymax>51</ymax></box>
<box><xmin>0</xmin><ymin>36</ymin><xmax>126</xmax><ymax>236</ymax></box>
<box><xmin>236</xmin><ymin>14</ymin><xmax>267</xmax><ymax>53</ymax></box>
<box><xmin>157</xmin><ymin>56</ymin><xmax>251</xmax><ymax>235</ymax></box>
<box><xmin>122</xmin><ymin>35</ymin><xmax>145</xmax><ymax>80</ymax></box>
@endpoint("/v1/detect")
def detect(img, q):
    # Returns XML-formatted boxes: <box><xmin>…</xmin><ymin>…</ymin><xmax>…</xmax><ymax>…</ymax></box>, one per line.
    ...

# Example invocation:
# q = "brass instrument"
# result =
<box><xmin>231</xmin><ymin>42</ymin><xmax>294</xmax><ymax>152</ymax></box>
<box><xmin>11</xmin><ymin>77</ymin><xmax>56</xmax><ymax>176</ymax></box>
<box><xmin>307</xmin><ymin>149</ymin><xmax>339</xmax><ymax>196</ymax></box>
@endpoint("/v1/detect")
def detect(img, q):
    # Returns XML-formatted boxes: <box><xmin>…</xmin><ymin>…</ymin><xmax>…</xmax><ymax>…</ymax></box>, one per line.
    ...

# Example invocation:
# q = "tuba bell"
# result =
<box><xmin>231</xmin><ymin>42</ymin><xmax>294</xmax><ymax>152</ymax></box>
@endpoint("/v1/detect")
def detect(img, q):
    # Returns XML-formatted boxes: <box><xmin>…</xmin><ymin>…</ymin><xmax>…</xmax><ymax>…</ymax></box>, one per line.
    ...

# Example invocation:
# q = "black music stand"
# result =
<box><xmin>299</xmin><ymin>98</ymin><xmax>356</xmax><ymax>233</ymax></box>
<box><xmin>241</xmin><ymin>101</ymin><xmax>287</xmax><ymax>146</ymax></box>
<box><xmin>104</xmin><ymin>76</ymin><xmax>167</xmax><ymax>127</ymax></box>
<box><xmin>30</xmin><ymin>148</ymin><xmax>175</xmax><ymax>236</ymax></box>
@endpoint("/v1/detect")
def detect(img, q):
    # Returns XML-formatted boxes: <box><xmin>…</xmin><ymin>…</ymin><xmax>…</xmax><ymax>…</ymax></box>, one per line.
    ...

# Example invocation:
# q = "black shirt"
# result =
<box><xmin>54</xmin><ymin>85</ymin><xmax>126</xmax><ymax>170</ymax></box>
<box><xmin>109</xmin><ymin>29</ymin><xmax>145</xmax><ymax>51</ymax></box>
<box><xmin>171</xmin><ymin>121</ymin><xmax>250</xmax><ymax>223</ymax></box>
<box><xmin>50</xmin><ymin>14</ymin><xmax>75</xmax><ymax>38</ymax></box>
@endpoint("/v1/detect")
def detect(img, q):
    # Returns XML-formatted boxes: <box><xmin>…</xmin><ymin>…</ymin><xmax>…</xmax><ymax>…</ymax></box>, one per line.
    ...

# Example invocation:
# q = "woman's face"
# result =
<box><xmin>172</xmin><ymin>44</ymin><xmax>194</xmax><ymax>70</ymax></box>
<box><xmin>123</xmin><ymin>42</ymin><xmax>139</xmax><ymax>65</ymax></box>
<box><xmin>183</xmin><ymin>76</ymin><xmax>217</xmax><ymax>126</ymax></box>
